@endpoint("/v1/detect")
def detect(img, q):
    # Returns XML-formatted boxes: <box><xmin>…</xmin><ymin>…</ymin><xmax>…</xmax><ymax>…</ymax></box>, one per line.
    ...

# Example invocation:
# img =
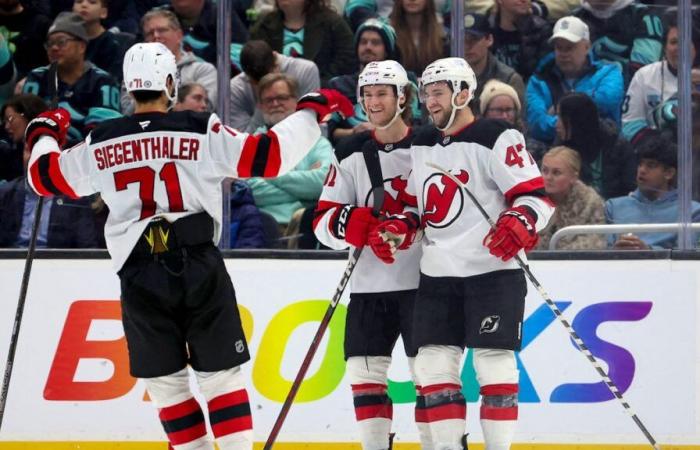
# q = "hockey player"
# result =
<box><xmin>369</xmin><ymin>57</ymin><xmax>554</xmax><ymax>449</ymax></box>
<box><xmin>24</xmin><ymin>42</ymin><xmax>352</xmax><ymax>450</ymax></box>
<box><xmin>313</xmin><ymin>60</ymin><xmax>432</xmax><ymax>450</ymax></box>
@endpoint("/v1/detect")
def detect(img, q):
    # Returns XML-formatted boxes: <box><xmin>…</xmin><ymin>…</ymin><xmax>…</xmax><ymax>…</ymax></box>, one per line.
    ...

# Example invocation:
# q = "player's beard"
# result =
<box><xmin>430</xmin><ymin>107</ymin><xmax>452</xmax><ymax>129</ymax></box>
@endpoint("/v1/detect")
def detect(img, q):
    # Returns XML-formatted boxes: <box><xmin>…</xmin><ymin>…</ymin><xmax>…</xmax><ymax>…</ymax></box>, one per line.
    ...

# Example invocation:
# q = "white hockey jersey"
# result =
<box><xmin>314</xmin><ymin>130</ymin><xmax>421</xmax><ymax>294</ymax></box>
<box><xmin>406</xmin><ymin>119</ymin><xmax>554</xmax><ymax>278</ymax></box>
<box><xmin>28</xmin><ymin>109</ymin><xmax>320</xmax><ymax>270</ymax></box>
<box><xmin>622</xmin><ymin>60</ymin><xmax>677</xmax><ymax>141</ymax></box>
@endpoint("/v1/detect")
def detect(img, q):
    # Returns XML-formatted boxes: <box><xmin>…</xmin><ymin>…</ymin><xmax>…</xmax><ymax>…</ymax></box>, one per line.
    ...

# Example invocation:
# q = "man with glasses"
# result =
<box><xmin>22</xmin><ymin>11</ymin><xmax>121</xmax><ymax>146</ymax></box>
<box><xmin>120</xmin><ymin>8</ymin><xmax>217</xmax><ymax>114</ymax></box>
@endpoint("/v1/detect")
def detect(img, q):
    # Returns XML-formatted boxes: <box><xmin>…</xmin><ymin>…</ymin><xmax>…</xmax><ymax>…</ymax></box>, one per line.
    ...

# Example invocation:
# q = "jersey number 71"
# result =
<box><xmin>114</xmin><ymin>162</ymin><xmax>186</xmax><ymax>220</ymax></box>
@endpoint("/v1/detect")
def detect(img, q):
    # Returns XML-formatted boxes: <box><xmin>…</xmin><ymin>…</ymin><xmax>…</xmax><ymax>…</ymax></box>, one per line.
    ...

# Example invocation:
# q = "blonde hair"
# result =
<box><xmin>543</xmin><ymin>146</ymin><xmax>581</xmax><ymax>177</ymax></box>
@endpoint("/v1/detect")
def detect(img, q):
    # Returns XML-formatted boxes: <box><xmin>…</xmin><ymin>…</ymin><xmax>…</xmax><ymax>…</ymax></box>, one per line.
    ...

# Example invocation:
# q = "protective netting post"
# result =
<box><xmin>450</xmin><ymin>0</ymin><xmax>464</xmax><ymax>58</ymax></box>
<box><xmin>676</xmin><ymin>0</ymin><xmax>694</xmax><ymax>250</ymax></box>
<box><xmin>217</xmin><ymin>0</ymin><xmax>233</xmax><ymax>249</ymax></box>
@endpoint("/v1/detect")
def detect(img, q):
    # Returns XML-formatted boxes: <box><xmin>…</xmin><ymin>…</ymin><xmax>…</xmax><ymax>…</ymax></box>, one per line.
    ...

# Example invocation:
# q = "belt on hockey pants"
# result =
<box><xmin>130</xmin><ymin>212</ymin><xmax>214</xmax><ymax>261</ymax></box>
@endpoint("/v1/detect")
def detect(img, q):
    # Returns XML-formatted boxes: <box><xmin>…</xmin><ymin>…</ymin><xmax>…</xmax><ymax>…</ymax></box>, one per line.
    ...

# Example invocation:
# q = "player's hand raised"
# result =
<box><xmin>25</xmin><ymin>108</ymin><xmax>71</xmax><ymax>149</ymax></box>
<box><xmin>296</xmin><ymin>89</ymin><xmax>354</xmax><ymax>123</ymax></box>
<box><xmin>483</xmin><ymin>206</ymin><xmax>538</xmax><ymax>261</ymax></box>
<box><xmin>368</xmin><ymin>214</ymin><xmax>419</xmax><ymax>264</ymax></box>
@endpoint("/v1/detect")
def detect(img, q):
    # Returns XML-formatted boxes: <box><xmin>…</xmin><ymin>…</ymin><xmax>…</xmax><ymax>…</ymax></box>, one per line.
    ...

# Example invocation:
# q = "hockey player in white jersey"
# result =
<box><xmin>24</xmin><ymin>42</ymin><xmax>352</xmax><ymax>450</ymax></box>
<box><xmin>313</xmin><ymin>60</ymin><xmax>433</xmax><ymax>450</ymax></box>
<box><xmin>369</xmin><ymin>57</ymin><xmax>554</xmax><ymax>449</ymax></box>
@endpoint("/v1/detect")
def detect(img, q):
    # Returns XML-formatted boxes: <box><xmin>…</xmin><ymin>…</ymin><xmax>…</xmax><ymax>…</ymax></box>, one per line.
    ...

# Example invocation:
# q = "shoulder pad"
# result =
<box><xmin>334</xmin><ymin>130</ymin><xmax>372</xmax><ymax>163</ymax></box>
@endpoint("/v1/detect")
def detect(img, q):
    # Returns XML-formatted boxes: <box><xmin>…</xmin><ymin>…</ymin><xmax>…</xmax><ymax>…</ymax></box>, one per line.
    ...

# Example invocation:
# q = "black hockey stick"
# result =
<box><xmin>264</xmin><ymin>145</ymin><xmax>385</xmax><ymax>449</ymax></box>
<box><xmin>426</xmin><ymin>161</ymin><xmax>661</xmax><ymax>450</ymax></box>
<box><xmin>0</xmin><ymin>63</ymin><xmax>59</xmax><ymax>431</ymax></box>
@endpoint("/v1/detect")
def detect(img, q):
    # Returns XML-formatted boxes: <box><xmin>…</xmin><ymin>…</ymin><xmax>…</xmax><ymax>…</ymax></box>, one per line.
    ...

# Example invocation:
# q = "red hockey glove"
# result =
<box><xmin>296</xmin><ymin>89</ymin><xmax>354</xmax><ymax>123</ymax></box>
<box><xmin>368</xmin><ymin>214</ymin><xmax>419</xmax><ymax>264</ymax></box>
<box><xmin>25</xmin><ymin>108</ymin><xmax>71</xmax><ymax>149</ymax></box>
<box><xmin>331</xmin><ymin>205</ymin><xmax>381</xmax><ymax>247</ymax></box>
<box><xmin>483</xmin><ymin>206</ymin><xmax>538</xmax><ymax>261</ymax></box>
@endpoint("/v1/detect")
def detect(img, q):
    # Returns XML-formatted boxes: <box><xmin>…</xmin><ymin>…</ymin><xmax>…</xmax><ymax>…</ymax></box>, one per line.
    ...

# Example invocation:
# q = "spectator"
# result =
<box><xmin>0</xmin><ymin>0</ymin><xmax>51</xmax><ymax>79</ymax></box>
<box><xmin>605</xmin><ymin>133</ymin><xmax>700</xmax><ymax>249</ymax></box>
<box><xmin>173</xmin><ymin>82</ymin><xmax>210</xmax><ymax>112</ymax></box>
<box><xmin>537</xmin><ymin>146</ymin><xmax>606</xmax><ymax>250</ymax></box>
<box><xmin>390</xmin><ymin>0</ymin><xmax>447</xmax><ymax>75</ymax></box>
<box><xmin>121</xmin><ymin>9</ymin><xmax>217</xmax><ymax>114</ymax></box>
<box><xmin>23</xmin><ymin>12</ymin><xmax>121</xmax><ymax>146</ymax></box>
<box><xmin>556</xmin><ymin>92</ymin><xmax>636</xmax><ymax>199</ymax></box>
<box><xmin>246</xmin><ymin>73</ymin><xmax>332</xmax><ymax>246</ymax></box>
<box><xmin>250</xmin><ymin>0</ymin><xmax>355</xmax><ymax>84</ymax></box>
<box><xmin>229</xmin><ymin>39</ymin><xmax>319</xmax><ymax>132</ymax></box>
<box><xmin>0</xmin><ymin>33</ymin><xmax>15</xmax><ymax>107</ymax></box>
<box><xmin>165</xmin><ymin>0</ymin><xmax>249</xmax><ymax>65</ymax></box>
<box><xmin>41</xmin><ymin>0</ymin><xmax>145</xmax><ymax>34</ymax></box>
<box><xmin>73</xmin><ymin>0</ymin><xmax>124</xmax><ymax>82</ymax></box>
<box><xmin>621</xmin><ymin>16</ymin><xmax>700</xmax><ymax>144</ymax></box>
<box><xmin>229</xmin><ymin>180</ymin><xmax>266</xmax><ymax>249</ymax></box>
<box><xmin>466</xmin><ymin>0</ymin><xmax>580</xmax><ymax>22</ymax></box>
<box><xmin>0</xmin><ymin>94</ymin><xmax>46</xmax><ymax>183</ymax></box>
<box><xmin>526</xmin><ymin>16</ymin><xmax>624</xmax><ymax>144</ymax></box>
<box><xmin>479</xmin><ymin>79</ymin><xmax>524</xmax><ymax>130</ymax></box>
<box><xmin>487</xmin><ymin>0</ymin><xmax>552</xmax><ymax>79</ymax></box>
<box><xmin>463</xmin><ymin>12</ymin><xmax>525</xmax><ymax>115</ymax></box>
<box><xmin>0</xmin><ymin>102</ymin><xmax>98</xmax><ymax>249</ymax></box>
<box><xmin>343</xmin><ymin>0</ymin><xmax>450</xmax><ymax>32</ymax></box>
<box><xmin>575</xmin><ymin>0</ymin><xmax>664</xmax><ymax>84</ymax></box>
<box><xmin>328</xmin><ymin>18</ymin><xmax>421</xmax><ymax>142</ymax></box>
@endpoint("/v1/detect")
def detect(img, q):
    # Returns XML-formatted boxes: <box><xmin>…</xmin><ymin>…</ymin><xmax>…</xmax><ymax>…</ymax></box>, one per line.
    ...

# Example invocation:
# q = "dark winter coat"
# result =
<box><xmin>489</xmin><ymin>10</ymin><xmax>552</xmax><ymax>80</ymax></box>
<box><xmin>230</xmin><ymin>180</ymin><xmax>265</xmax><ymax>249</ymax></box>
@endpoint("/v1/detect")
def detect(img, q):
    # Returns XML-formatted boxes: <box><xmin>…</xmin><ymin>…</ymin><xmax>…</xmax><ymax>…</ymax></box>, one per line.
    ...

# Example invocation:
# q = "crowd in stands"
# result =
<box><xmin>0</xmin><ymin>0</ymin><xmax>698</xmax><ymax>251</ymax></box>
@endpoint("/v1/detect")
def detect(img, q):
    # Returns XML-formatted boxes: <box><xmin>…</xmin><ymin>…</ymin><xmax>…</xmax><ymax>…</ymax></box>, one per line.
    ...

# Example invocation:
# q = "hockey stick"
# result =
<box><xmin>426</xmin><ymin>161</ymin><xmax>661</xmax><ymax>450</ymax></box>
<box><xmin>0</xmin><ymin>63</ymin><xmax>59</xmax><ymax>431</ymax></box>
<box><xmin>264</xmin><ymin>147</ymin><xmax>385</xmax><ymax>449</ymax></box>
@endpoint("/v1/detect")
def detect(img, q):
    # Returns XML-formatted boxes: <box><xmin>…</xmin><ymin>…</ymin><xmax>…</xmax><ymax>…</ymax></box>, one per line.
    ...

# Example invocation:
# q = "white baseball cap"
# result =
<box><xmin>549</xmin><ymin>16</ymin><xmax>590</xmax><ymax>43</ymax></box>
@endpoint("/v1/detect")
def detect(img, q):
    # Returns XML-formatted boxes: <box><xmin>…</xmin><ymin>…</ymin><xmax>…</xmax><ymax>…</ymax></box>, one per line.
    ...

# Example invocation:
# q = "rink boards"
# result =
<box><xmin>0</xmin><ymin>253</ymin><xmax>698</xmax><ymax>449</ymax></box>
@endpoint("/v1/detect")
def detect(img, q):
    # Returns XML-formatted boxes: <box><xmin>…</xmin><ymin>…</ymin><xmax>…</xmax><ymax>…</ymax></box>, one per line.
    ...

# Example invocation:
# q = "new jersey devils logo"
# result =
<box><xmin>364</xmin><ymin>175</ymin><xmax>417</xmax><ymax>214</ymax></box>
<box><xmin>422</xmin><ymin>170</ymin><xmax>469</xmax><ymax>228</ymax></box>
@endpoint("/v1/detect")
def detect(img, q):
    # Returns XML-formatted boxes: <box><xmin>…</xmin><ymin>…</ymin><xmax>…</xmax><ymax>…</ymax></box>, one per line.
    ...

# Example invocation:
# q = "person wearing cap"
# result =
<box><xmin>574</xmin><ymin>0</ymin><xmax>664</xmax><ymax>84</ymax></box>
<box><xmin>480</xmin><ymin>79</ymin><xmax>524</xmax><ymax>130</ymax></box>
<box><xmin>463</xmin><ymin>12</ymin><xmax>524</xmax><ymax>116</ymax></box>
<box><xmin>328</xmin><ymin>17</ymin><xmax>422</xmax><ymax>143</ymax></box>
<box><xmin>21</xmin><ymin>11</ymin><xmax>120</xmax><ymax>147</ymax></box>
<box><xmin>487</xmin><ymin>0</ymin><xmax>552</xmax><ymax>80</ymax></box>
<box><xmin>526</xmin><ymin>15</ymin><xmax>623</xmax><ymax>144</ymax></box>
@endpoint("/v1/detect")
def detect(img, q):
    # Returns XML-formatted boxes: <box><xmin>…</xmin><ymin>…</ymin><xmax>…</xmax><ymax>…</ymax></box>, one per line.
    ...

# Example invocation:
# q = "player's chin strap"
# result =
<box><xmin>374</xmin><ymin>96</ymin><xmax>406</xmax><ymax>131</ymax></box>
<box><xmin>165</xmin><ymin>82</ymin><xmax>178</xmax><ymax>111</ymax></box>
<box><xmin>435</xmin><ymin>92</ymin><xmax>470</xmax><ymax>132</ymax></box>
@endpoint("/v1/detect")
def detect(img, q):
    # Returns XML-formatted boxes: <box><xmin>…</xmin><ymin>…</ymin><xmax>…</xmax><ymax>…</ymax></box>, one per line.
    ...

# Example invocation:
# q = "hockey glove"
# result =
<box><xmin>483</xmin><ymin>206</ymin><xmax>538</xmax><ymax>261</ymax></box>
<box><xmin>368</xmin><ymin>213</ymin><xmax>419</xmax><ymax>264</ymax></box>
<box><xmin>25</xmin><ymin>108</ymin><xmax>71</xmax><ymax>149</ymax></box>
<box><xmin>330</xmin><ymin>205</ymin><xmax>381</xmax><ymax>248</ymax></box>
<box><xmin>296</xmin><ymin>89</ymin><xmax>354</xmax><ymax>123</ymax></box>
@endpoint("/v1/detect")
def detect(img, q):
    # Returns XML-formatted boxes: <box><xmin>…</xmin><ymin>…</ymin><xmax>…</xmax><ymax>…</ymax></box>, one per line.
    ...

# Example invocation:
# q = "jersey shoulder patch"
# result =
<box><xmin>334</xmin><ymin>130</ymin><xmax>372</xmax><ymax>163</ymax></box>
<box><xmin>89</xmin><ymin>110</ymin><xmax>211</xmax><ymax>144</ymax></box>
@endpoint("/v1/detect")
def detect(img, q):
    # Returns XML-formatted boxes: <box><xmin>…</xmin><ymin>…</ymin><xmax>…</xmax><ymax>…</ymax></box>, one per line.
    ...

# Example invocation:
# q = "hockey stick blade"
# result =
<box><xmin>425</xmin><ymin>161</ymin><xmax>661</xmax><ymax>450</ymax></box>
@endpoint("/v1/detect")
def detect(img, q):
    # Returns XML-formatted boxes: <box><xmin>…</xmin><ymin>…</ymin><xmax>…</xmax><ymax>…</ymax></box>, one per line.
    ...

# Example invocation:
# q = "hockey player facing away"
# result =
<box><xmin>313</xmin><ymin>60</ymin><xmax>432</xmax><ymax>450</ymax></box>
<box><xmin>369</xmin><ymin>57</ymin><xmax>554</xmax><ymax>449</ymax></box>
<box><xmin>24</xmin><ymin>43</ymin><xmax>352</xmax><ymax>450</ymax></box>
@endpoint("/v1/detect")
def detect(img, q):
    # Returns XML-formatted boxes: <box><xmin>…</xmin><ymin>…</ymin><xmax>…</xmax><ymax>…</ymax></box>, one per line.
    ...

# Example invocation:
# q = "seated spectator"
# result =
<box><xmin>246</xmin><ymin>73</ymin><xmax>333</xmax><ymax>246</ymax></box>
<box><xmin>121</xmin><ymin>9</ymin><xmax>217</xmax><ymax>114</ymax></box>
<box><xmin>0</xmin><ymin>94</ymin><xmax>47</xmax><ymax>183</ymax></box>
<box><xmin>622</xmin><ymin>15</ymin><xmax>700</xmax><ymax>144</ymax></box>
<box><xmin>73</xmin><ymin>0</ymin><xmax>124</xmax><ymax>82</ymax></box>
<box><xmin>526</xmin><ymin>16</ymin><xmax>623</xmax><ymax>144</ymax></box>
<box><xmin>328</xmin><ymin>18</ymin><xmax>422</xmax><ymax>143</ymax></box>
<box><xmin>250</xmin><ymin>0</ymin><xmax>355</xmax><ymax>84</ymax></box>
<box><xmin>487</xmin><ymin>0</ymin><xmax>552</xmax><ymax>80</ymax></box>
<box><xmin>22</xmin><ymin>12</ymin><xmax>121</xmax><ymax>146</ymax></box>
<box><xmin>229</xmin><ymin>180</ymin><xmax>266</xmax><ymax>249</ymax></box>
<box><xmin>467</xmin><ymin>0</ymin><xmax>579</xmax><ymax>22</ymax></box>
<box><xmin>463</xmin><ymin>13</ymin><xmax>525</xmax><ymax>115</ymax></box>
<box><xmin>390</xmin><ymin>0</ymin><xmax>447</xmax><ymax>75</ymax></box>
<box><xmin>605</xmin><ymin>133</ymin><xmax>700</xmax><ymax>249</ymax></box>
<box><xmin>556</xmin><ymin>92</ymin><xmax>636</xmax><ymax>199</ymax></box>
<box><xmin>0</xmin><ymin>0</ymin><xmax>51</xmax><ymax>80</ymax></box>
<box><xmin>43</xmin><ymin>0</ymin><xmax>146</xmax><ymax>35</ymax></box>
<box><xmin>165</xmin><ymin>0</ymin><xmax>249</xmax><ymax>65</ymax></box>
<box><xmin>575</xmin><ymin>0</ymin><xmax>664</xmax><ymax>84</ymax></box>
<box><xmin>479</xmin><ymin>79</ymin><xmax>524</xmax><ymax>130</ymax></box>
<box><xmin>173</xmin><ymin>82</ymin><xmax>210</xmax><ymax>112</ymax></box>
<box><xmin>0</xmin><ymin>124</ymin><xmax>98</xmax><ymax>249</ymax></box>
<box><xmin>537</xmin><ymin>146</ymin><xmax>606</xmax><ymax>250</ymax></box>
<box><xmin>229</xmin><ymin>39</ymin><xmax>319</xmax><ymax>132</ymax></box>
<box><xmin>343</xmin><ymin>0</ymin><xmax>449</xmax><ymax>32</ymax></box>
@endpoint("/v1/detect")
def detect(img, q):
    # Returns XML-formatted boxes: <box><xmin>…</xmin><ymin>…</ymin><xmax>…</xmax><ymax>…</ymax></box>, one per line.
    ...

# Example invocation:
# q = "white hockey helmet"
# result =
<box><xmin>419</xmin><ymin>57</ymin><xmax>477</xmax><ymax>131</ymax></box>
<box><xmin>123</xmin><ymin>42</ymin><xmax>179</xmax><ymax>105</ymax></box>
<box><xmin>357</xmin><ymin>60</ymin><xmax>410</xmax><ymax>129</ymax></box>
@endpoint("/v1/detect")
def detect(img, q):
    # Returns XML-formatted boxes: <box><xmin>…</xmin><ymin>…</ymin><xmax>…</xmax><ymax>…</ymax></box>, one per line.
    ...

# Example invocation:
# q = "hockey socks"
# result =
<box><xmin>419</xmin><ymin>383</ymin><xmax>466</xmax><ymax>450</ymax></box>
<box><xmin>480</xmin><ymin>383</ymin><xmax>518</xmax><ymax>450</ymax></box>
<box><xmin>207</xmin><ymin>389</ymin><xmax>253</xmax><ymax>450</ymax></box>
<box><xmin>158</xmin><ymin>397</ymin><xmax>211</xmax><ymax>450</ymax></box>
<box><xmin>414</xmin><ymin>385</ymin><xmax>434</xmax><ymax>450</ymax></box>
<box><xmin>351</xmin><ymin>383</ymin><xmax>393</xmax><ymax>450</ymax></box>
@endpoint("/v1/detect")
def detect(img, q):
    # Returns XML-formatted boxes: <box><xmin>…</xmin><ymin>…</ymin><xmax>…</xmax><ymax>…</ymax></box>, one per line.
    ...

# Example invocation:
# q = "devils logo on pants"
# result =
<box><xmin>422</xmin><ymin>170</ymin><xmax>469</xmax><ymax>228</ymax></box>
